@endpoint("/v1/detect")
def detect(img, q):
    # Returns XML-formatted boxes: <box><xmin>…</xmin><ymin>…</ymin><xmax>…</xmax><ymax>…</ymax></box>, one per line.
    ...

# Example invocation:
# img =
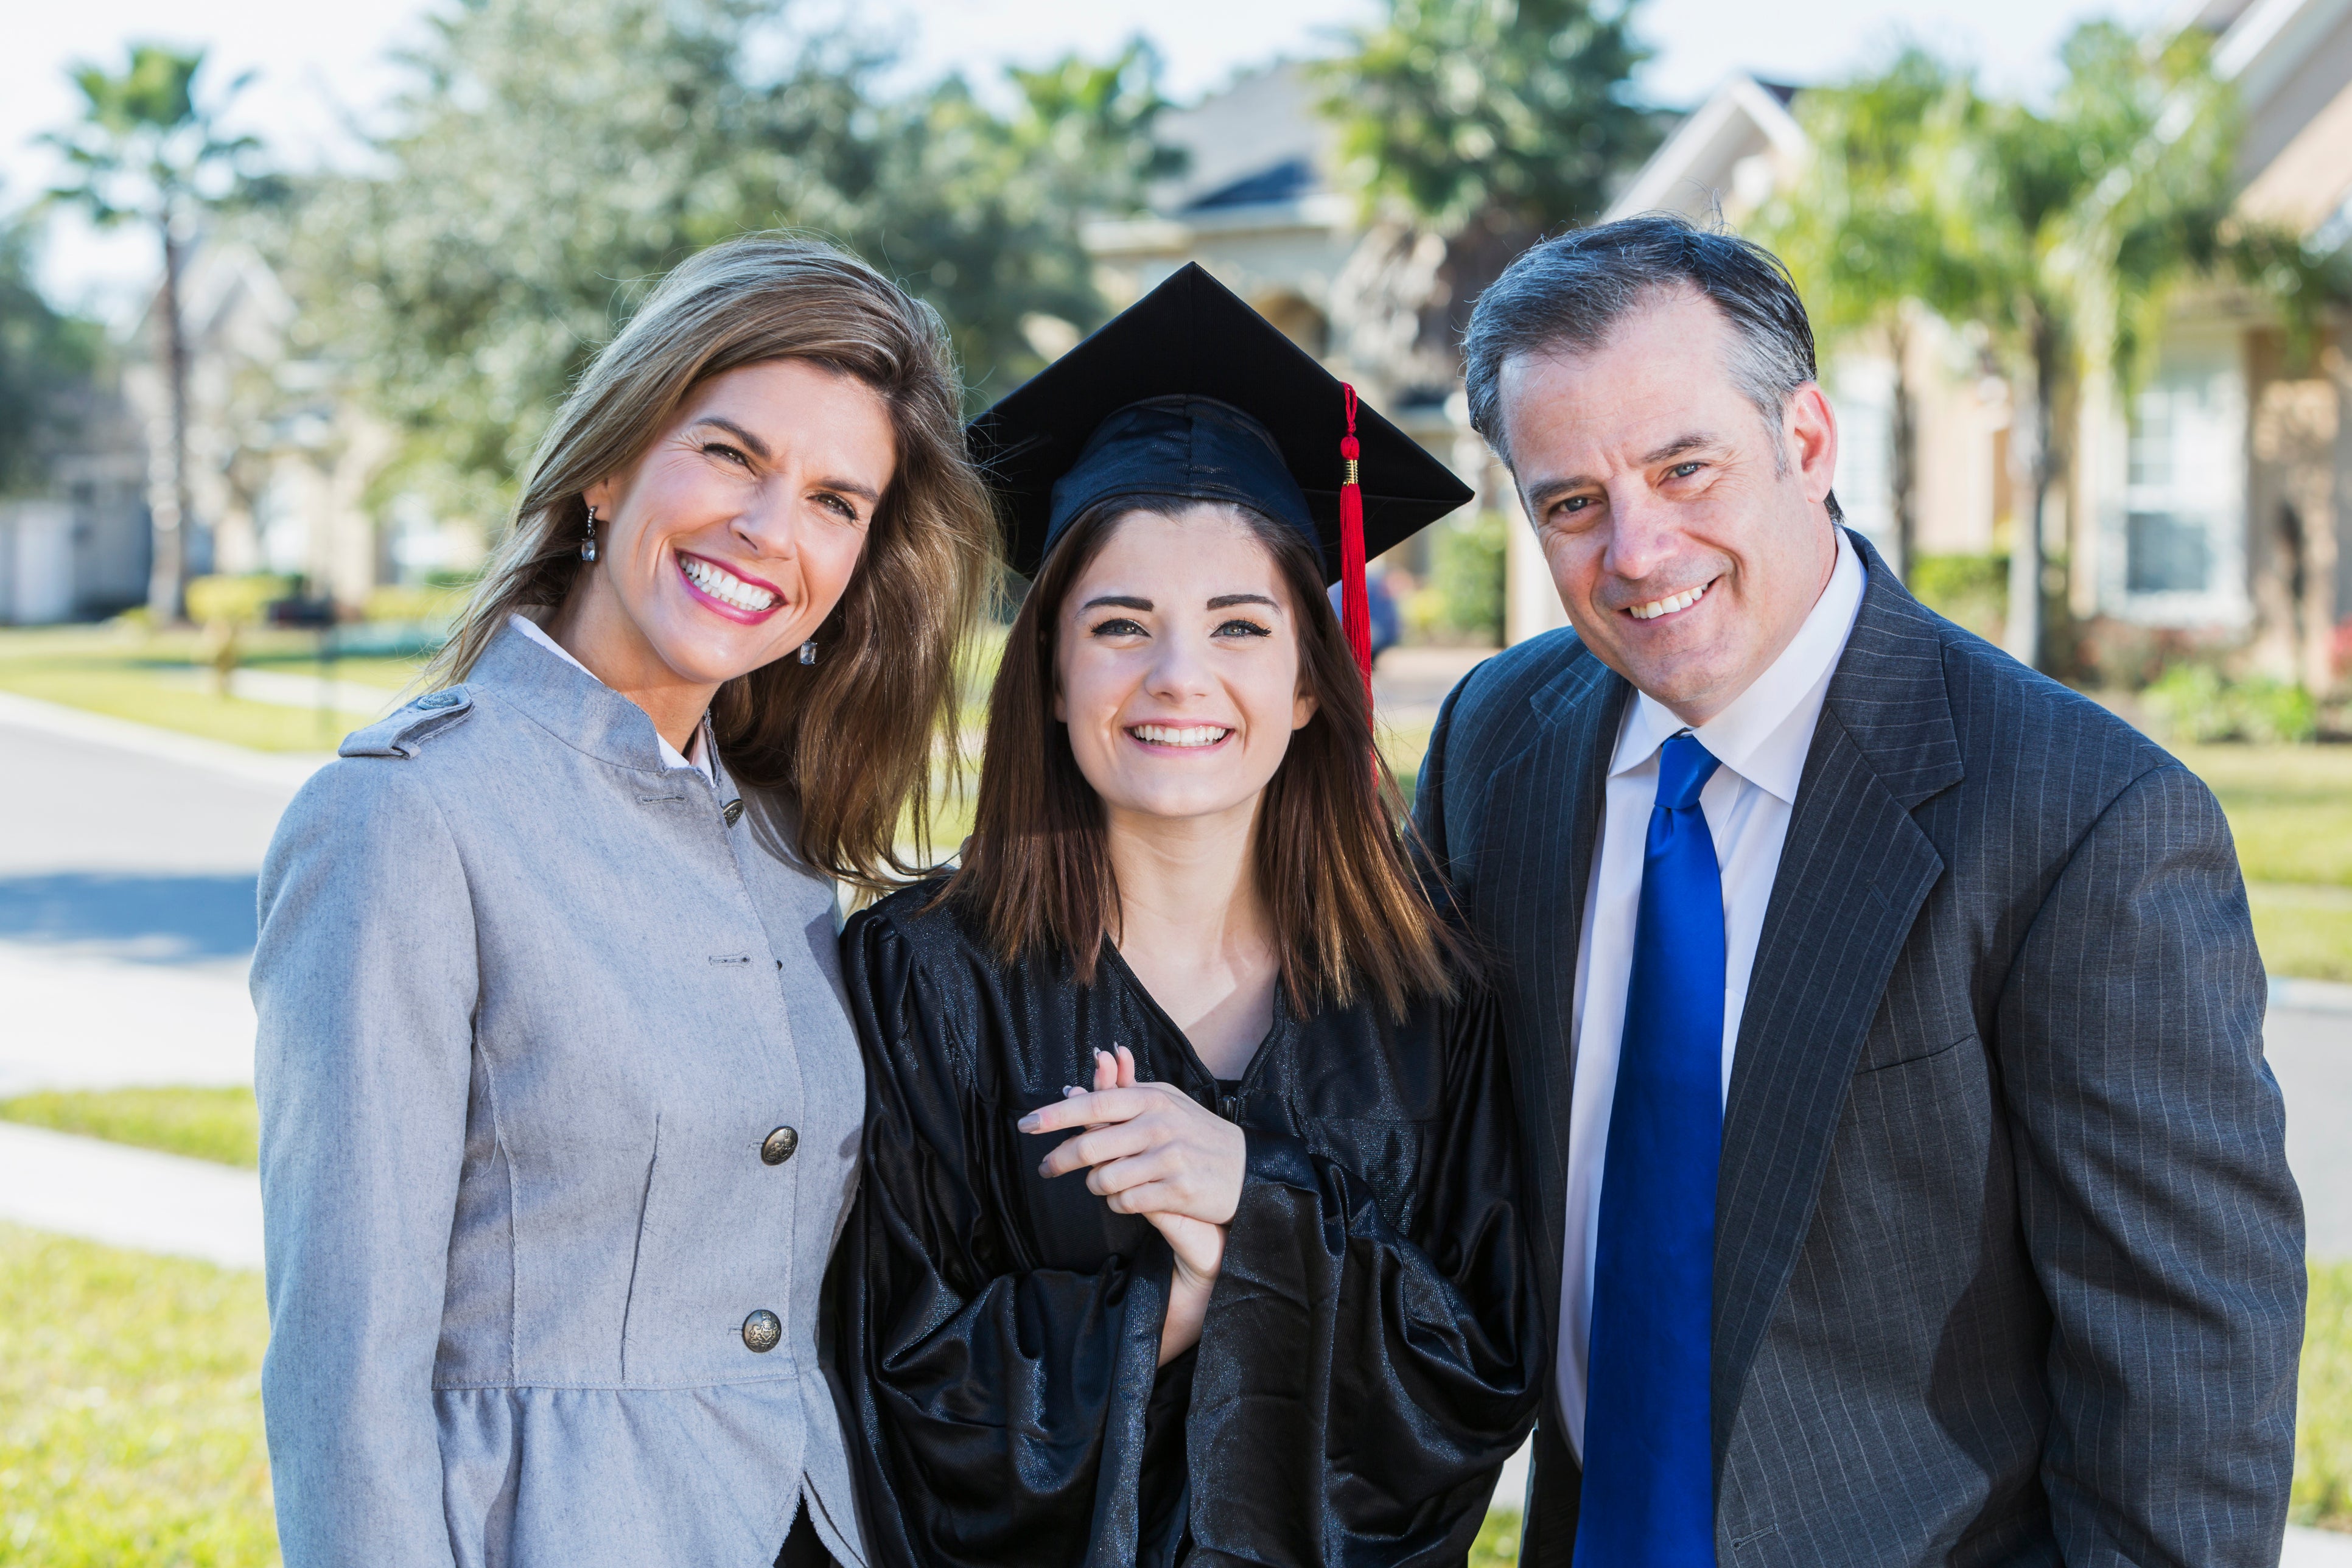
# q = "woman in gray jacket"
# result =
<box><xmin>251</xmin><ymin>237</ymin><xmax>993</xmax><ymax>1568</ymax></box>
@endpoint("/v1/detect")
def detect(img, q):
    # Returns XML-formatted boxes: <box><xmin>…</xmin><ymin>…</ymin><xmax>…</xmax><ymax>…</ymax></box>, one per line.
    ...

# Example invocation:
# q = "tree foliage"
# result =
<box><xmin>0</xmin><ymin>206</ymin><xmax>103</xmax><ymax>497</ymax></box>
<box><xmin>1320</xmin><ymin>0</ymin><xmax>1654</xmax><ymax>237</ymax></box>
<box><xmin>278</xmin><ymin>0</ymin><xmax>1177</xmax><ymax>521</ymax></box>
<box><xmin>39</xmin><ymin>45</ymin><xmax>262</xmax><ymax>228</ymax></box>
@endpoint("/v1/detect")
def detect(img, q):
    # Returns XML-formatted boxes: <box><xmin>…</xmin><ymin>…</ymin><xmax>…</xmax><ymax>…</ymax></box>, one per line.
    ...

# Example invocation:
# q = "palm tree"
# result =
<box><xmin>1768</xmin><ymin>24</ymin><xmax>2244</xmax><ymax>671</ymax></box>
<box><xmin>42</xmin><ymin>45</ymin><xmax>259</xmax><ymax>621</ymax></box>
<box><xmin>1762</xmin><ymin>49</ymin><xmax>1982</xmax><ymax>580</ymax></box>
<box><xmin>1950</xmin><ymin>23</ymin><xmax>2239</xmax><ymax>670</ymax></box>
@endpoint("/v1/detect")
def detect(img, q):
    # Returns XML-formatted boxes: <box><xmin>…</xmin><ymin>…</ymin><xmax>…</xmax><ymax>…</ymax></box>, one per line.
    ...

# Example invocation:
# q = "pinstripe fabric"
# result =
<box><xmin>1413</xmin><ymin>533</ymin><xmax>2305</xmax><ymax>1567</ymax></box>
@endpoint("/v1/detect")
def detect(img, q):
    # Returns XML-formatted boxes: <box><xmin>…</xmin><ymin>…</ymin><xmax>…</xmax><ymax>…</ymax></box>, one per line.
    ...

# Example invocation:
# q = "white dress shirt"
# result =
<box><xmin>1556</xmin><ymin>531</ymin><xmax>1866</xmax><ymax>1457</ymax></box>
<box><xmin>508</xmin><ymin>612</ymin><xmax>712</xmax><ymax>782</ymax></box>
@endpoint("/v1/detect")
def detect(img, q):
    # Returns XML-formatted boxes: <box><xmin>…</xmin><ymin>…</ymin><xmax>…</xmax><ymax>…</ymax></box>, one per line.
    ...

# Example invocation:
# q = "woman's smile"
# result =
<box><xmin>676</xmin><ymin>548</ymin><xmax>786</xmax><ymax>623</ymax></box>
<box><xmin>1125</xmin><ymin>722</ymin><xmax>1234</xmax><ymax>752</ymax></box>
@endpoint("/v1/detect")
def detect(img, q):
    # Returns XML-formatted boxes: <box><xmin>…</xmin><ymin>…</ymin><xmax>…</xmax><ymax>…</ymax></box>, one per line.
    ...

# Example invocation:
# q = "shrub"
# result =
<box><xmin>184</xmin><ymin>574</ymin><xmax>295</xmax><ymax>628</ymax></box>
<box><xmin>1430</xmin><ymin>511</ymin><xmax>1508</xmax><ymax>645</ymax></box>
<box><xmin>1907</xmin><ymin>552</ymin><xmax>2006</xmax><ymax>642</ymax></box>
<box><xmin>2143</xmin><ymin>663</ymin><xmax>2319</xmax><ymax>745</ymax></box>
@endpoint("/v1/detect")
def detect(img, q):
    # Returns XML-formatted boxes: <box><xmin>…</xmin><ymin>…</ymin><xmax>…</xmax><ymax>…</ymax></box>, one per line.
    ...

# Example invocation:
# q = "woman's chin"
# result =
<box><xmin>645</xmin><ymin>625</ymin><xmax>797</xmax><ymax>687</ymax></box>
<box><xmin>1097</xmin><ymin>782</ymin><xmax>1265</xmax><ymax>830</ymax></box>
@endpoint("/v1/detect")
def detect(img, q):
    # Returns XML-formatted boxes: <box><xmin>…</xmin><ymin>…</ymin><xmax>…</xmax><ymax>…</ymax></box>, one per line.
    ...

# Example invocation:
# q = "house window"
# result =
<box><xmin>1825</xmin><ymin>355</ymin><xmax>1896</xmax><ymax>565</ymax></box>
<box><xmin>2114</xmin><ymin>340</ymin><xmax>2245</xmax><ymax>626</ymax></box>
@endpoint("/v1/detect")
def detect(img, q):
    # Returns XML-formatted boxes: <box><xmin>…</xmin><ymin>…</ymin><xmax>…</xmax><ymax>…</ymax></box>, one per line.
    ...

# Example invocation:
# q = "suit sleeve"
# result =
<box><xmin>1997</xmin><ymin>762</ymin><xmax>2304</xmax><ymax>1566</ymax></box>
<box><xmin>251</xmin><ymin>761</ymin><xmax>476</xmax><ymax>1568</ymax></box>
<box><xmin>1185</xmin><ymin>987</ymin><xmax>1545</xmax><ymax>1566</ymax></box>
<box><xmin>832</xmin><ymin>914</ymin><xmax>1178</xmax><ymax>1568</ymax></box>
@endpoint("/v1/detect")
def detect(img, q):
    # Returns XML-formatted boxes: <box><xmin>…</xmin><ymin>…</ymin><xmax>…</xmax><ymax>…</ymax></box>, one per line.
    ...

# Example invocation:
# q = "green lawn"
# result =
<box><xmin>2180</xmin><ymin>745</ymin><xmax>2352</xmax><ymax>890</ymax></box>
<box><xmin>2300</xmin><ymin>1262</ymin><xmax>2352</xmax><ymax>1531</ymax></box>
<box><xmin>1472</xmin><ymin>1506</ymin><xmax>1521</xmax><ymax>1566</ymax></box>
<box><xmin>0</xmin><ymin>1224</ymin><xmax>278</xmax><ymax>1566</ymax></box>
<box><xmin>0</xmin><ymin>626</ymin><xmax>418</xmax><ymax>755</ymax></box>
<box><xmin>0</xmin><ymin>1088</ymin><xmax>259</xmax><ymax>1169</ymax></box>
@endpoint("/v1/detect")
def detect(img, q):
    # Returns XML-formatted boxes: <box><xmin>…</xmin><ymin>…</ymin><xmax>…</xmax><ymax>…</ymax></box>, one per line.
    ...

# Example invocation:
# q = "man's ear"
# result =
<box><xmin>1784</xmin><ymin>382</ymin><xmax>1839</xmax><ymax>508</ymax></box>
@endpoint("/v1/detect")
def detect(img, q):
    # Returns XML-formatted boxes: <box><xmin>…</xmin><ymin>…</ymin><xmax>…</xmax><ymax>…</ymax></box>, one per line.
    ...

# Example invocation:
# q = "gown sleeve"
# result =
<box><xmin>831</xmin><ymin>909</ymin><xmax>1182</xmax><ymax>1568</ymax></box>
<box><xmin>1185</xmin><ymin>985</ymin><xmax>1542</xmax><ymax>1566</ymax></box>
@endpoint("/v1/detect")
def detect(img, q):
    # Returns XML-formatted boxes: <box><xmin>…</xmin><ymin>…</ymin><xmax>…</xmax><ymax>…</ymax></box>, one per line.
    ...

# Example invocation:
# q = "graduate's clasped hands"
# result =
<box><xmin>1021</xmin><ymin>1047</ymin><xmax>1245</xmax><ymax>1359</ymax></box>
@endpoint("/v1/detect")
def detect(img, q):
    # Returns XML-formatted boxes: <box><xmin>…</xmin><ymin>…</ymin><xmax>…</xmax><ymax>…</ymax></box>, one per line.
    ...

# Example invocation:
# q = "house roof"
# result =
<box><xmin>1146</xmin><ymin>61</ymin><xmax>1338</xmax><ymax>217</ymax></box>
<box><xmin>1601</xmin><ymin>72</ymin><xmax>1807</xmax><ymax>223</ymax></box>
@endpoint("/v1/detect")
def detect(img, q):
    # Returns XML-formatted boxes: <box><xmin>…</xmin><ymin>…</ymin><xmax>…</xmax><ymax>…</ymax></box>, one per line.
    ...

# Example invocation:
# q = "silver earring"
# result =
<box><xmin>579</xmin><ymin>505</ymin><xmax>598</xmax><ymax>563</ymax></box>
<box><xmin>799</xmin><ymin>640</ymin><xmax>817</xmax><ymax>665</ymax></box>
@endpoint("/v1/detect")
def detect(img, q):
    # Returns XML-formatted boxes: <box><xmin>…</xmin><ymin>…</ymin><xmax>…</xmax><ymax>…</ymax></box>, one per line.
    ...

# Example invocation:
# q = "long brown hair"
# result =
<box><xmin>428</xmin><ymin>236</ymin><xmax>995</xmax><ymax>888</ymax></box>
<box><xmin>945</xmin><ymin>500</ymin><xmax>1461</xmax><ymax>1017</ymax></box>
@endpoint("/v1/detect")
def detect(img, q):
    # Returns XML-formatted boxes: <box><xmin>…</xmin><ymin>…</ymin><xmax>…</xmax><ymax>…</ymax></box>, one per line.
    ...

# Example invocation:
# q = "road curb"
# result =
<box><xmin>2275</xmin><ymin>976</ymin><xmax>2352</xmax><ymax>1016</ymax></box>
<box><xmin>0</xmin><ymin>688</ymin><xmax>331</xmax><ymax>793</ymax></box>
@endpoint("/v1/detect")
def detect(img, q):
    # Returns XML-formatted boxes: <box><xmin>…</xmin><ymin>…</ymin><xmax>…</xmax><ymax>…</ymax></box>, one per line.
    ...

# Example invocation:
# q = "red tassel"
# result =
<box><xmin>1338</xmin><ymin>382</ymin><xmax>1371</xmax><ymax>708</ymax></box>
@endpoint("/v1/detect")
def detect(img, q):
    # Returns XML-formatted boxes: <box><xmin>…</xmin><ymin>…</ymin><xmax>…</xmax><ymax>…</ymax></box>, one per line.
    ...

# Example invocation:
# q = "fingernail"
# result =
<box><xmin>1017</xmin><ymin>1113</ymin><xmax>1040</xmax><ymax>1132</ymax></box>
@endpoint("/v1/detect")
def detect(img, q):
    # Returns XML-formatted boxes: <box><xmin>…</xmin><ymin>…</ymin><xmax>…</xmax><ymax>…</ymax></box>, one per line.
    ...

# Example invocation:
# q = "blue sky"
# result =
<box><xmin>7</xmin><ymin>0</ymin><xmax>2168</xmax><ymax>318</ymax></box>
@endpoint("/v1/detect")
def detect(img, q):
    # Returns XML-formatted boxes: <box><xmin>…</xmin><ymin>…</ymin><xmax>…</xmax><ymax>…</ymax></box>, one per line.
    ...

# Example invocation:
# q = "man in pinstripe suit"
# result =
<box><xmin>1413</xmin><ymin>214</ymin><xmax>2305</xmax><ymax>1566</ymax></box>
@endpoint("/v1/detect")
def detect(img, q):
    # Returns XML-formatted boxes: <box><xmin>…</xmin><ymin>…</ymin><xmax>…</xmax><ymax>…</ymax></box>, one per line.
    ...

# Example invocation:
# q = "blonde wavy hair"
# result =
<box><xmin>427</xmin><ymin>235</ymin><xmax>996</xmax><ymax>888</ymax></box>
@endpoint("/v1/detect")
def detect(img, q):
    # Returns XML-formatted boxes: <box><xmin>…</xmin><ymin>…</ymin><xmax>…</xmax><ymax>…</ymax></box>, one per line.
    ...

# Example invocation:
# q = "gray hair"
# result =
<box><xmin>1462</xmin><ymin>212</ymin><xmax>1824</xmax><ymax>475</ymax></box>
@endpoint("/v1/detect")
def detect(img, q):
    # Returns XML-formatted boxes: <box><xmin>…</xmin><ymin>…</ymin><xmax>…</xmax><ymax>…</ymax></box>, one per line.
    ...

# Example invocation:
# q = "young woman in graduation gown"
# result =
<box><xmin>831</xmin><ymin>265</ymin><xmax>1542</xmax><ymax>1567</ymax></box>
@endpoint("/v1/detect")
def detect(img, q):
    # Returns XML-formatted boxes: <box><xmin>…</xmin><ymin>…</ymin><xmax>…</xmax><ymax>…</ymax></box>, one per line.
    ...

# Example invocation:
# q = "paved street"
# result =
<box><xmin>0</xmin><ymin>691</ymin><xmax>317</xmax><ymax>1097</ymax></box>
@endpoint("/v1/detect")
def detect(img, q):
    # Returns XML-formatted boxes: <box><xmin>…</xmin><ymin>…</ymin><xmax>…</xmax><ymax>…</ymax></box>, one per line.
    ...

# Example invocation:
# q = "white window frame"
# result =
<box><xmin>2100</xmin><ymin>331</ymin><xmax>2250</xmax><ymax>629</ymax></box>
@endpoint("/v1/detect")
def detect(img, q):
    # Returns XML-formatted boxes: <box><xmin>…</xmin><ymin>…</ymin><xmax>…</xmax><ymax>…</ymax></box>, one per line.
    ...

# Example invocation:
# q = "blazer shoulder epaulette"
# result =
<box><xmin>338</xmin><ymin>687</ymin><xmax>477</xmax><ymax>760</ymax></box>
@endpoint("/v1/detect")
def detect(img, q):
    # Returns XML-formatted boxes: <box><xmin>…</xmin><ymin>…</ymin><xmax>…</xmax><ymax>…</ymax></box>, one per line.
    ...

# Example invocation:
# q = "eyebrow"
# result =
<box><xmin>691</xmin><ymin>418</ymin><xmax>771</xmax><ymax>461</ymax></box>
<box><xmin>1521</xmin><ymin>431</ymin><xmax>1724</xmax><ymax>510</ymax></box>
<box><xmin>690</xmin><ymin>417</ymin><xmax>883</xmax><ymax>503</ymax></box>
<box><xmin>1082</xmin><ymin>595</ymin><xmax>1153</xmax><ymax>611</ymax></box>
<box><xmin>1640</xmin><ymin>432</ymin><xmax>1719</xmax><ymax>466</ymax></box>
<box><xmin>1207</xmin><ymin>593</ymin><xmax>1279</xmax><ymax>610</ymax></box>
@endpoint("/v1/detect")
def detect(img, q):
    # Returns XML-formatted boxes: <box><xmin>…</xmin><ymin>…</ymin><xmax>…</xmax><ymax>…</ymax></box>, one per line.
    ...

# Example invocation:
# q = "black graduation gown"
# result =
<box><xmin>830</xmin><ymin>883</ymin><xmax>1542</xmax><ymax>1568</ymax></box>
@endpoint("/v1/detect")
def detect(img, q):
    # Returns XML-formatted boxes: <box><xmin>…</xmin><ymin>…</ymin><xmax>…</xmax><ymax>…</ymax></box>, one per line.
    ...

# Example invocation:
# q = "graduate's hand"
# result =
<box><xmin>1060</xmin><ymin>1050</ymin><xmax>1225</xmax><ymax>1366</ymax></box>
<box><xmin>1021</xmin><ymin>1047</ymin><xmax>1247</xmax><ymax>1228</ymax></box>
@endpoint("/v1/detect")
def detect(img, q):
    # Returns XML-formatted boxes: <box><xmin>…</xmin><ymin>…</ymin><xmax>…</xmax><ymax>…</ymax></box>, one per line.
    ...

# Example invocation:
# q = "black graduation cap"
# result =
<box><xmin>966</xmin><ymin>263</ymin><xmax>1474</xmax><ymax>683</ymax></box>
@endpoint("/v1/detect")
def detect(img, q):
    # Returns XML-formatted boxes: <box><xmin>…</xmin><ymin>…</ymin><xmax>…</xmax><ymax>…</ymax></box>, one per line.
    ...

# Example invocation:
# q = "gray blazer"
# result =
<box><xmin>1415</xmin><ymin>533</ymin><xmax>2305</xmax><ymax>1566</ymax></box>
<box><xmin>253</xmin><ymin>623</ymin><xmax>869</xmax><ymax>1568</ymax></box>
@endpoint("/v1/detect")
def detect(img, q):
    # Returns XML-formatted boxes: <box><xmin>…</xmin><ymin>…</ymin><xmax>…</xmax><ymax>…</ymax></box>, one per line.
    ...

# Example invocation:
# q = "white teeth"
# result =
<box><xmin>1130</xmin><ymin>724</ymin><xmax>1230</xmax><ymax>748</ymax></box>
<box><xmin>1629</xmin><ymin>581</ymin><xmax>1710</xmax><ymax>621</ymax></box>
<box><xmin>680</xmin><ymin>555</ymin><xmax>779</xmax><ymax>612</ymax></box>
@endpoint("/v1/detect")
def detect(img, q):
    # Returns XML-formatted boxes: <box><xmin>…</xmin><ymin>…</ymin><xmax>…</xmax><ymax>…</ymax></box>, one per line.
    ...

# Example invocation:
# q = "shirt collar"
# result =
<box><xmin>1609</xmin><ymin>530</ymin><xmax>1867</xmax><ymax>805</ymax></box>
<box><xmin>507</xmin><ymin>612</ymin><xmax>712</xmax><ymax>780</ymax></box>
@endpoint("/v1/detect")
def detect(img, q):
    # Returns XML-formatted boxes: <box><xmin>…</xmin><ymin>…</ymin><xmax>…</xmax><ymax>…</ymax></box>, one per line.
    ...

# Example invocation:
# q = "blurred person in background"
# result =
<box><xmin>251</xmin><ymin>236</ymin><xmax>995</xmax><ymax>1568</ymax></box>
<box><xmin>1327</xmin><ymin>562</ymin><xmax>1401</xmax><ymax>662</ymax></box>
<box><xmin>830</xmin><ymin>267</ymin><xmax>1541</xmax><ymax>1567</ymax></box>
<box><xmin>1418</xmin><ymin>213</ymin><xmax>2303</xmax><ymax>1567</ymax></box>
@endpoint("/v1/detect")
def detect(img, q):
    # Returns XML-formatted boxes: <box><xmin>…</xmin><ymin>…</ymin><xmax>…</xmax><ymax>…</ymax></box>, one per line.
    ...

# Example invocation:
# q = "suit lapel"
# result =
<box><xmin>1488</xmin><ymin>653</ymin><xmax>1627</xmax><ymax>1380</ymax></box>
<box><xmin>1710</xmin><ymin>540</ymin><xmax>1965</xmax><ymax>1470</ymax></box>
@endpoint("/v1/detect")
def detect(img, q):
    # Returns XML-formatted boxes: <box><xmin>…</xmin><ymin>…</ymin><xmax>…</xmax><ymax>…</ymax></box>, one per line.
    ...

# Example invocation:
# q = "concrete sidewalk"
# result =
<box><xmin>0</xmin><ymin>1120</ymin><xmax>262</xmax><ymax>1270</ymax></box>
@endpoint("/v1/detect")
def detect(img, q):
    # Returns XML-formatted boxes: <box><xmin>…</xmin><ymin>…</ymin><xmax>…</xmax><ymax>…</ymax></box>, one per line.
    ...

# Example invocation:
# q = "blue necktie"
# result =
<box><xmin>1577</xmin><ymin>731</ymin><xmax>1724</xmax><ymax>1566</ymax></box>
